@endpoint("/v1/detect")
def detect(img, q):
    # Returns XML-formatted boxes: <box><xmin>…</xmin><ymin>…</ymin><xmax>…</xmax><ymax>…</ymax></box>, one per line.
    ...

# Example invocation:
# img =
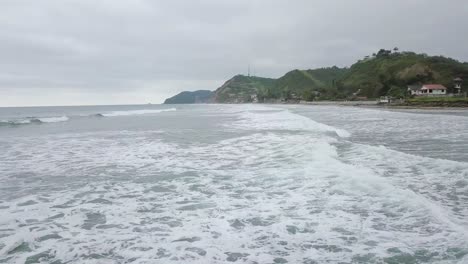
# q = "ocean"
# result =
<box><xmin>0</xmin><ymin>104</ymin><xmax>467</xmax><ymax>263</ymax></box>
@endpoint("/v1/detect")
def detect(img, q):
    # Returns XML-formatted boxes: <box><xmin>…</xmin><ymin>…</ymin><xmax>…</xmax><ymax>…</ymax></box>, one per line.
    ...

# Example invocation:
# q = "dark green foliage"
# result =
<box><xmin>376</xmin><ymin>49</ymin><xmax>392</xmax><ymax>58</ymax></box>
<box><xmin>340</xmin><ymin>50</ymin><xmax>468</xmax><ymax>98</ymax></box>
<box><xmin>387</xmin><ymin>85</ymin><xmax>407</xmax><ymax>98</ymax></box>
<box><xmin>274</xmin><ymin>67</ymin><xmax>348</xmax><ymax>99</ymax></box>
<box><xmin>301</xmin><ymin>90</ymin><xmax>316</xmax><ymax>101</ymax></box>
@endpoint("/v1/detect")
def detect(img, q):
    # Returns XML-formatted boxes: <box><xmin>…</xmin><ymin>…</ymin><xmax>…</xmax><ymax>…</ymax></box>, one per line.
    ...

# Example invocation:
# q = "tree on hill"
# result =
<box><xmin>301</xmin><ymin>90</ymin><xmax>316</xmax><ymax>101</ymax></box>
<box><xmin>344</xmin><ymin>52</ymin><xmax>468</xmax><ymax>98</ymax></box>
<box><xmin>282</xmin><ymin>86</ymin><xmax>291</xmax><ymax>100</ymax></box>
<box><xmin>387</xmin><ymin>85</ymin><xmax>406</xmax><ymax>98</ymax></box>
<box><xmin>376</xmin><ymin>49</ymin><xmax>392</xmax><ymax>58</ymax></box>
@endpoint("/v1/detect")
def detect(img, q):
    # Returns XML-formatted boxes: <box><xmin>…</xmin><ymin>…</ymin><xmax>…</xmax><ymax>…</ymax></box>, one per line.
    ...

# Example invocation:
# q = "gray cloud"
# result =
<box><xmin>1</xmin><ymin>0</ymin><xmax>467</xmax><ymax>106</ymax></box>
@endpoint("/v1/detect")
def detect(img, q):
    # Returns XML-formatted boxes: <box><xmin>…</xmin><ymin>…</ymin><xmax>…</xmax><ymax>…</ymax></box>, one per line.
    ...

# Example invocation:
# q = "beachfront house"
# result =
<box><xmin>407</xmin><ymin>84</ymin><xmax>447</xmax><ymax>96</ymax></box>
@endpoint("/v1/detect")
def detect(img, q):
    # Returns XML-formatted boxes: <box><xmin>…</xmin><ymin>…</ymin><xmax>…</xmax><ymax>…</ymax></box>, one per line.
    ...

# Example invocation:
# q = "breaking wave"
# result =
<box><xmin>100</xmin><ymin>108</ymin><xmax>176</xmax><ymax>117</ymax></box>
<box><xmin>0</xmin><ymin>116</ymin><xmax>69</xmax><ymax>126</ymax></box>
<box><xmin>1</xmin><ymin>104</ymin><xmax>467</xmax><ymax>263</ymax></box>
<box><xmin>230</xmin><ymin>106</ymin><xmax>351</xmax><ymax>138</ymax></box>
<box><xmin>0</xmin><ymin>108</ymin><xmax>177</xmax><ymax>127</ymax></box>
<box><xmin>36</xmin><ymin>116</ymin><xmax>70</xmax><ymax>123</ymax></box>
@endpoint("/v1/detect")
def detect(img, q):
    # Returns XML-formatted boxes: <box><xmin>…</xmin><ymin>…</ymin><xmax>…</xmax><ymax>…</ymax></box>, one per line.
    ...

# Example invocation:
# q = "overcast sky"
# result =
<box><xmin>1</xmin><ymin>0</ymin><xmax>467</xmax><ymax>106</ymax></box>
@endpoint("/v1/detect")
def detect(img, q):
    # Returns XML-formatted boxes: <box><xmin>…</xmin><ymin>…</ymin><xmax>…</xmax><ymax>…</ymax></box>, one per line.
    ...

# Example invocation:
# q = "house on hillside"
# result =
<box><xmin>407</xmin><ymin>84</ymin><xmax>447</xmax><ymax>96</ymax></box>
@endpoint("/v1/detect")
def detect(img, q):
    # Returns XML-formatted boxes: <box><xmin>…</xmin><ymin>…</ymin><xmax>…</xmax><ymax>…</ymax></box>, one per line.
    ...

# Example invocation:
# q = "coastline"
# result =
<box><xmin>297</xmin><ymin>100</ymin><xmax>468</xmax><ymax>109</ymax></box>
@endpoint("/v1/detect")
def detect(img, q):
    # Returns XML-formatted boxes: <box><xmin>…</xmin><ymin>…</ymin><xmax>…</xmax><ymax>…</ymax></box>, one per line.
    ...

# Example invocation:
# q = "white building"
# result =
<box><xmin>408</xmin><ymin>84</ymin><xmax>447</xmax><ymax>96</ymax></box>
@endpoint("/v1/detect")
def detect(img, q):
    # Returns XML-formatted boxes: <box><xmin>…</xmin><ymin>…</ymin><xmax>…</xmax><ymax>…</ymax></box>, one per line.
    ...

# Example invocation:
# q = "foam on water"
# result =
<box><xmin>36</xmin><ymin>116</ymin><xmax>69</xmax><ymax>123</ymax></box>
<box><xmin>0</xmin><ymin>116</ymin><xmax>69</xmax><ymax>125</ymax></box>
<box><xmin>101</xmin><ymin>108</ymin><xmax>176</xmax><ymax>117</ymax></box>
<box><xmin>230</xmin><ymin>106</ymin><xmax>351</xmax><ymax>138</ymax></box>
<box><xmin>0</xmin><ymin>105</ymin><xmax>467</xmax><ymax>263</ymax></box>
<box><xmin>0</xmin><ymin>108</ymin><xmax>176</xmax><ymax>127</ymax></box>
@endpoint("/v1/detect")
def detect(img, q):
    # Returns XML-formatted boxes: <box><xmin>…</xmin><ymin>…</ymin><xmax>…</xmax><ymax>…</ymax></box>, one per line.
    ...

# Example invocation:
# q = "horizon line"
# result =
<box><xmin>0</xmin><ymin>103</ymin><xmax>163</xmax><ymax>108</ymax></box>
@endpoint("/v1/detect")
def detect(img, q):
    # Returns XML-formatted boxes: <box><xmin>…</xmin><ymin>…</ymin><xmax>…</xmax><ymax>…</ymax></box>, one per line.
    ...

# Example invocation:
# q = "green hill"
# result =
<box><xmin>338</xmin><ymin>50</ymin><xmax>468</xmax><ymax>98</ymax></box>
<box><xmin>272</xmin><ymin>67</ymin><xmax>348</xmax><ymax>100</ymax></box>
<box><xmin>213</xmin><ymin>67</ymin><xmax>348</xmax><ymax>103</ymax></box>
<box><xmin>164</xmin><ymin>50</ymin><xmax>468</xmax><ymax>103</ymax></box>
<box><xmin>213</xmin><ymin>75</ymin><xmax>276</xmax><ymax>103</ymax></box>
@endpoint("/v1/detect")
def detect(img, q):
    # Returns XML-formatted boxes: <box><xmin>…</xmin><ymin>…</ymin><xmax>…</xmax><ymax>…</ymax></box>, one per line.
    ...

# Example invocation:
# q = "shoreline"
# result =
<box><xmin>297</xmin><ymin>100</ymin><xmax>468</xmax><ymax>109</ymax></box>
<box><xmin>354</xmin><ymin>104</ymin><xmax>468</xmax><ymax>110</ymax></box>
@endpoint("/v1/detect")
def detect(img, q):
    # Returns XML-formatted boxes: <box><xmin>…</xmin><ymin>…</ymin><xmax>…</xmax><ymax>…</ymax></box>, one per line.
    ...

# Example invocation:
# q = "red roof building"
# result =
<box><xmin>421</xmin><ymin>84</ymin><xmax>447</xmax><ymax>90</ymax></box>
<box><xmin>408</xmin><ymin>84</ymin><xmax>447</xmax><ymax>96</ymax></box>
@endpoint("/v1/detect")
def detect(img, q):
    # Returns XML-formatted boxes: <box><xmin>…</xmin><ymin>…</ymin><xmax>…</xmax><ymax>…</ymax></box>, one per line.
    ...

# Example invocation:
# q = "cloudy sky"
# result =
<box><xmin>1</xmin><ymin>0</ymin><xmax>467</xmax><ymax>106</ymax></box>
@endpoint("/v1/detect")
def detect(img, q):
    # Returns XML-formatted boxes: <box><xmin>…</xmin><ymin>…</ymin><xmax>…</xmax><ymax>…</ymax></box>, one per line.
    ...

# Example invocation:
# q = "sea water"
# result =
<box><xmin>0</xmin><ymin>104</ymin><xmax>467</xmax><ymax>263</ymax></box>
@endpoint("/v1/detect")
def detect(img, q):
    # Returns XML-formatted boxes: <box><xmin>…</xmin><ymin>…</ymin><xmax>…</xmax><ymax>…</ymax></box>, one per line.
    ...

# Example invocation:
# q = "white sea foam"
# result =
<box><xmin>230</xmin><ymin>106</ymin><xmax>351</xmax><ymax>138</ymax></box>
<box><xmin>17</xmin><ymin>119</ymin><xmax>33</xmax><ymax>124</ymax></box>
<box><xmin>0</xmin><ymin>105</ymin><xmax>467</xmax><ymax>263</ymax></box>
<box><xmin>102</xmin><ymin>108</ymin><xmax>176</xmax><ymax>117</ymax></box>
<box><xmin>37</xmin><ymin>116</ymin><xmax>69</xmax><ymax>123</ymax></box>
<box><xmin>0</xmin><ymin>116</ymin><xmax>69</xmax><ymax>125</ymax></box>
<box><xmin>0</xmin><ymin>119</ymin><xmax>31</xmax><ymax>125</ymax></box>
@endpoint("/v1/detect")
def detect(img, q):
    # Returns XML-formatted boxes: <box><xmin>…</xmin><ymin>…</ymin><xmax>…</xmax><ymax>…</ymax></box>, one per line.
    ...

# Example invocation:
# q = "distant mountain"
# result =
<box><xmin>164</xmin><ymin>50</ymin><xmax>468</xmax><ymax>103</ymax></box>
<box><xmin>164</xmin><ymin>90</ymin><xmax>213</xmax><ymax>104</ymax></box>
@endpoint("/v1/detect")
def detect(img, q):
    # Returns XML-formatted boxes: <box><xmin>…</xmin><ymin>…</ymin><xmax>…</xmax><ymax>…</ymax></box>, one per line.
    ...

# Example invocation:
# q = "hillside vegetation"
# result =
<box><xmin>165</xmin><ymin>50</ymin><xmax>468</xmax><ymax>103</ymax></box>
<box><xmin>338</xmin><ymin>50</ymin><xmax>468</xmax><ymax>98</ymax></box>
<box><xmin>269</xmin><ymin>67</ymin><xmax>348</xmax><ymax>100</ymax></box>
<box><xmin>213</xmin><ymin>75</ymin><xmax>275</xmax><ymax>103</ymax></box>
<box><xmin>214</xmin><ymin>67</ymin><xmax>347</xmax><ymax>103</ymax></box>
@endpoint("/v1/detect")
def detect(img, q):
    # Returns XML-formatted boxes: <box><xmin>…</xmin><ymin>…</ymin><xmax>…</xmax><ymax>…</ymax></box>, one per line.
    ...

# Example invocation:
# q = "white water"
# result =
<box><xmin>37</xmin><ymin>116</ymin><xmax>69</xmax><ymax>123</ymax></box>
<box><xmin>0</xmin><ymin>105</ymin><xmax>467</xmax><ymax>263</ymax></box>
<box><xmin>0</xmin><ymin>107</ymin><xmax>177</xmax><ymax>126</ymax></box>
<box><xmin>0</xmin><ymin>116</ymin><xmax>69</xmax><ymax>125</ymax></box>
<box><xmin>102</xmin><ymin>108</ymin><xmax>176</xmax><ymax>117</ymax></box>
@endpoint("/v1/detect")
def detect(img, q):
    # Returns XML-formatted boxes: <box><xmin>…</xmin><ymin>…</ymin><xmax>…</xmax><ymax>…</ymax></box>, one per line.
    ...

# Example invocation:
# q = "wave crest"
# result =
<box><xmin>231</xmin><ymin>106</ymin><xmax>351</xmax><ymax>138</ymax></box>
<box><xmin>0</xmin><ymin>108</ymin><xmax>176</xmax><ymax>127</ymax></box>
<box><xmin>100</xmin><ymin>108</ymin><xmax>176</xmax><ymax>117</ymax></box>
<box><xmin>0</xmin><ymin>116</ymin><xmax>69</xmax><ymax>126</ymax></box>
